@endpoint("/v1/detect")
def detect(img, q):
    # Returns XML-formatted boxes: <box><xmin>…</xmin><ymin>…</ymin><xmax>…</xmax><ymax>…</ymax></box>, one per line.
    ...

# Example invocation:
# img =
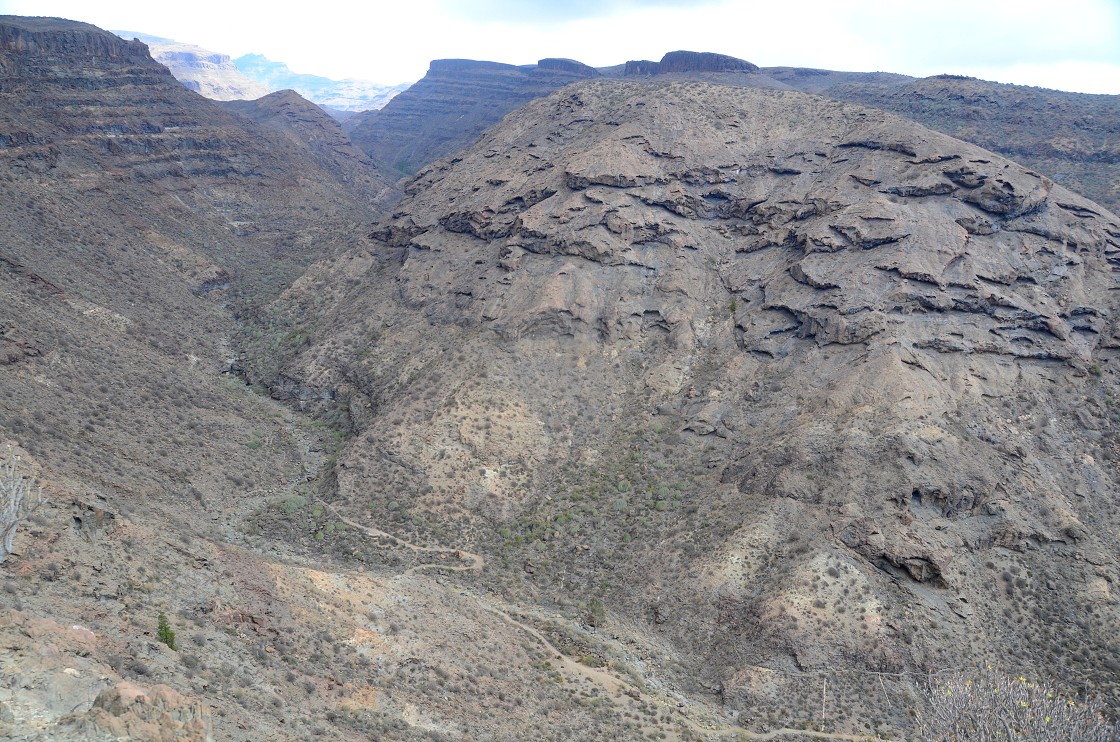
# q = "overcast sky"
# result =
<box><xmin>2</xmin><ymin>0</ymin><xmax>1118</xmax><ymax>93</ymax></box>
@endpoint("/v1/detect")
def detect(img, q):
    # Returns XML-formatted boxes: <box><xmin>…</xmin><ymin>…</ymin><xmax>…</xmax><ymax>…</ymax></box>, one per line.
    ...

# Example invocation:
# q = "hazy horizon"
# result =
<box><xmin>1</xmin><ymin>0</ymin><xmax>1118</xmax><ymax>94</ymax></box>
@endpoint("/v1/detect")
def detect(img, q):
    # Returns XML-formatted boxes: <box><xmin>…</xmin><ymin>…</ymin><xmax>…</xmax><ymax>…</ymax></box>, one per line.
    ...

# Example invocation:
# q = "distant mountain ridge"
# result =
<box><xmin>233</xmin><ymin>53</ymin><xmax>410</xmax><ymax>111</ymax></box>
<box><xmin>346</xmin><ymin>55</ymin><xmax>602</xmax><ymax>177</ymax></box>
<box><xmin>112</xmin><ymin>31</ymin><xmax>407</xmax><ymax>111</ymax></box>
<box><xmin>347</xmin><ymin>49</ymin><xmax>873</xmax><ymax>179</ymax></box>
<box><xmin>347</xmin><ymin>48</ymin><xmax>1120</xmax><ymax>218</ymax></box>
<box><xmin>112</xmin><ymin>30</ymin><xmax>270</xmax><ymax>100</ymax></box>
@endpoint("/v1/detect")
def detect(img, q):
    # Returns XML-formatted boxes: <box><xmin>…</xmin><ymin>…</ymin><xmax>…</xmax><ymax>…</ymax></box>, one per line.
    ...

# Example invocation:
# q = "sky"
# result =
<box><xmin>1</xmin><ymin>0</ymin><xmax>1118</xmax><ymax>93</ymax></box>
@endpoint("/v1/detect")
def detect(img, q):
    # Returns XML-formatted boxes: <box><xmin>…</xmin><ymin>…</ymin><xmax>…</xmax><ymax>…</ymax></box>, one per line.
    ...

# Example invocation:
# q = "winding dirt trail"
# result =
<box><xmin>478</xmin><ymin>601</ymin><xmax>636</xmax><ymax>696</ymax></box>
<box><xmin>317</xmin><ymin>499</ymin><xmax>484</xmax><ymax>574</ymax></box>
<box><xmin>322</xmin><ymin>495</ymin><xmax>876</xmax><ymax>741</ymax></box>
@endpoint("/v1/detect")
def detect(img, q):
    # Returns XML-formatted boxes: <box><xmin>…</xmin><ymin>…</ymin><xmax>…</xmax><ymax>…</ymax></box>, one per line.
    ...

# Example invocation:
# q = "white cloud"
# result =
<box><xmin>963</xmin><ymin>61</ymin><xmax>1120</xmax><ymax>95</ymax></box>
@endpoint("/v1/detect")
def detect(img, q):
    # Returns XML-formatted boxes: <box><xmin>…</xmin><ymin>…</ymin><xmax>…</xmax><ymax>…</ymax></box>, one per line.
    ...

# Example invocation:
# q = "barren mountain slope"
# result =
<box><xmin>824</xmin><ymin>75</ymin><xmax>1120</xmax><ymax>216</ymax></box>
<box><xmin>0</xmin><ymin>18</ymin><xmax>510</xmax><ymax>742</ymax></box>
<box><xmin>1</xmin><ymin>19</ymin><xmax>749</xmax><ymax>742</ymax></box>
<box><xmin>258</xmin><ymin>79</ymin><xmax>1120</xmax><ymax>735</ymax></box>
<box><xmin>0</xmin><ymin>16</ymin><xmax>395</xmax><ymax>307</ymax></box>
<box><xmin>219</xmin><ymin>89</ymin><xmax>388</xmax><ymax>197</ymax></box>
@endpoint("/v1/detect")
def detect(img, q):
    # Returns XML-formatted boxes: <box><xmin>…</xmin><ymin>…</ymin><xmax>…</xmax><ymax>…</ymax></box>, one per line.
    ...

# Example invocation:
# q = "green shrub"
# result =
<box><xmin>157</xmin><ymin>612</ymin><xmax>177</xmax><ymax>651</ymax></box>
<box><xmin>280</xmin><ymin>494</ymin><xmax>307</xmax><ymax>514</ymax></box>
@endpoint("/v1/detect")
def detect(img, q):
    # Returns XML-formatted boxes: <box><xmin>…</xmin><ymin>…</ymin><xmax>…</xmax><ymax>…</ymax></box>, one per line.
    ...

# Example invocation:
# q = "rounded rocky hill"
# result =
<box><xmin>264</xmin><ymin>78</ymin><xmax>1120</xmax><ymax>732</ymax></box>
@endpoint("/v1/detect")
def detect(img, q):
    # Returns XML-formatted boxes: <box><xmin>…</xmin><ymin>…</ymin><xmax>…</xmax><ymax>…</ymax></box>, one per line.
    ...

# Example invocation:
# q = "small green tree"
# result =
<box><xmin>157</xmin><ymin>612</ymin><xmax>177</xmax><ymax>651</ymax></box>
<box><xmin>1</xmin><ymin>444</ymin><xmax>45</xmax><ymax>563</ymax></box>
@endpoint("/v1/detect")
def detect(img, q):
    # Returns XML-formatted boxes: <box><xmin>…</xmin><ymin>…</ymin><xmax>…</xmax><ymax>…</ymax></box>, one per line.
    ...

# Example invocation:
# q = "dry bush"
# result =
<box><xmin>918</xmin><ymin>665</ymin><xmax>1119</xmax><ymax>741</ymax></box>
<box><xmin>1</xmin><ymin>444</ymin><xmax>44</xmax><ymax>563</ymax></box>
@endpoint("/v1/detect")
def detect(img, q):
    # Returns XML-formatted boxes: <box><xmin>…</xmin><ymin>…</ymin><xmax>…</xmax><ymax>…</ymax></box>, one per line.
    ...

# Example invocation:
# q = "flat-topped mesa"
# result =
<box><xmin>623</xmin><ymin>51</ymin><xmax>759</xmax><ymax>76</ymax></box>
<box><xmin>427</xmin><ymin>58</ymin><xmax>522</xmax><ymax>75</ymax></box>
<box><xmin>536</xmin><ymin>58</ymin><xmax>600</xmax><ymax>77</ymax></box>
<box><xmin>658</xmin><ymin>50</ymin><xmax>759</xmax><ymax>73</ymax></box>
<box><xmin>0</xmin><ymin>16</ymin><xmax>148</xmax><ymax>61</ymax></box>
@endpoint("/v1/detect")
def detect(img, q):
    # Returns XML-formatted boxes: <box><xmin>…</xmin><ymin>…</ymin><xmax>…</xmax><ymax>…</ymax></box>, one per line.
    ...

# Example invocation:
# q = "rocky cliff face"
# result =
<box><xmin>264</xmin><ymin>79</ymin><xmax>1120</xmax><ymax>734</ymax></box>
<box><xmin>112</xmin><ymin>31</ymin><xmax>271</xmax><ymax>101</ymax></box>
<box><xmin>621</xmin><ymin>50</ymin><xmax>760</xmax><ymax>77</ymax></box>
<box><xmin>655</xmin><ymin>50</ymin><xmax>759</xmax><ymax>74</ymax></box>
<box><xmin>346</xmin><ymin>57</ymin><xmax>601</xmax><ymax>176</ymax></box>
<box><xmin>0</xmin><ymin>17</ymin><xmax>148</xmax><ymax>60</ymax></box>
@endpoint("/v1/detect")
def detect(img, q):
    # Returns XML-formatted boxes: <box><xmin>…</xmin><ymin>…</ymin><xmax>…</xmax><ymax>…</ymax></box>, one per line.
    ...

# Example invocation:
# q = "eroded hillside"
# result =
<box><xmin>258</xmin><ymin>79</ymin><xmax>1120</xmax><ymax>735</ymax></box>
<box><xmin>4</xmin><ymin>16</ymin><xmax>1120</xmax><ymax>741</ymax></box>
<box><xmin>1</xmin><ymin>19</ymin><xmax>774</xmax><ymax>742</ymax></box>
<box><xmin>824</xmin><ymin>75</ymin><xmax>1120</xmax><ymax>217</ymax></box>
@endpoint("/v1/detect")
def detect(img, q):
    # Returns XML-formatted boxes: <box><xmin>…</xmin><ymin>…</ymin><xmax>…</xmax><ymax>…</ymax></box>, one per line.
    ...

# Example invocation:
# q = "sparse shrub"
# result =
<box><xmin>919</xmin><ymin>665</ymin><xmax>1119</xmax><ymax>740</ymax></box>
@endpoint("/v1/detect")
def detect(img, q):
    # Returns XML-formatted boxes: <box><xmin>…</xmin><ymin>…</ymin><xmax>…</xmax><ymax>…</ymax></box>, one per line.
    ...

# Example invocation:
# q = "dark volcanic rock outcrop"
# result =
<box><xmin>0</xmin><ymin>16</ymin><xmax>148</xmax><ymax>59</ymax></box>
<box><xmin>269</xmin><ymin>79</ymin><xmax>1120</xmax><ymax>732</ymax></box>
<box><xmin>825</xmin><ymin>75</ymin><xmax>1120</xmax><ymax>216</ymax></box>
<box><xmin>538</xmin><ymin>57</ymin><xmax>601</xmax><ymax>76</ymax></box>
<box><xmin>623</xmin><ymin>50</ymin><xmax>760</xmax><ymax>77</ymax></box>
<box><xmin>623</xmin><ymin>59</ymin><xmax>660</xmax><ymax>76</ymax></box>
<box><xmin>658</xmin><ymin>49</ymin><xmax>758</xmax><ymax>73</ymax></box>
<box><xmin>346</xmin><ymin>56</ymin><xmax>601</xmax><ymax>176</ymax></box>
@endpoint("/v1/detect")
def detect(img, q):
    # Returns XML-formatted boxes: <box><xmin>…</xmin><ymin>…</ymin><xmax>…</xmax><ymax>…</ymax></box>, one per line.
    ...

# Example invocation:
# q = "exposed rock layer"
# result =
<box><xmin>349</xmin><ymin>48</ymin><xmax>1118</xmax><ymax>223</ymax></box>
<box><xmin>269</xmin><ymin>79</ymin><xmax>1120</xmax><ymax>731</ymax></box>
<box><xmin>823</xmin><ymin>75</ymin><xmax>1120</xmax><ymax>216</ymax></box>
